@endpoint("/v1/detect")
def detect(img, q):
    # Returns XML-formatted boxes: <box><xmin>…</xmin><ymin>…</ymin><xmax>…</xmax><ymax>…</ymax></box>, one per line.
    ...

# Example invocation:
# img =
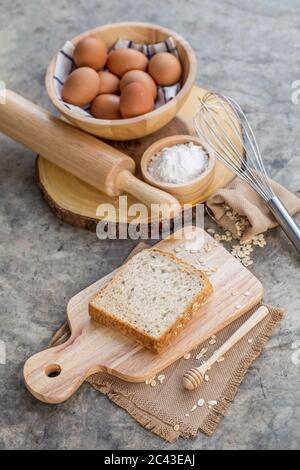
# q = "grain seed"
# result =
<box><xmin>183</xmin><ymin>352</ymin><xmax>191</xmax><ymax>360</ymax></box>
<box><xmin>197</xmin><ymin>399</ymin><xmax>205</xmax><ymax>407</ymax></box>
<box><xmin>208</xmin><ymin>400</ymin><xmax>217</xmax><ymax>406</ymax></box>
<box><xmin>196</xmin><ymin>347</ymin><xmax>208</xmax><ymax>359</ymax></box>
<box><xmin>173</xmin><ymin>424</ymin><xmax>180</xmax><ymax>431</ymax></box>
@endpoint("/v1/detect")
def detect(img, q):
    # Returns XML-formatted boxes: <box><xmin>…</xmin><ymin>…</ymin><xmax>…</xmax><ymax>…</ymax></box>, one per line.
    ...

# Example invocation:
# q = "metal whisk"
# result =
<box><xmin>194</xmin><ymin>92</ymin><xmax>300</xmax><ymax>252</ymax></box>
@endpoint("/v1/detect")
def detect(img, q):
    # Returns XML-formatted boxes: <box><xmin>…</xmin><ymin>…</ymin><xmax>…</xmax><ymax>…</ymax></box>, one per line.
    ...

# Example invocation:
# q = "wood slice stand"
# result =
<box><xmin>36</xmin><ymin>86</ymin><xmax>236</xmax><ymax>231</ymax></box>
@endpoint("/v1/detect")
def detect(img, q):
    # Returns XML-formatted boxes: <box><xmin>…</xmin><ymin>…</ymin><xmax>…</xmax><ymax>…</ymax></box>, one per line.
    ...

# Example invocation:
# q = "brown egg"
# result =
<box><xmin>107</xmin><ymin>48</ymin><xmax>148</xmax><ymax>77</ymax></box>
<box><xmin>62</xmin><ymin>67</ymin><xmax>100</xmax><ymax>106</ymax></box>
<box><xmin>97</xmin><ymin>71</ymin><xmax>120</xmax><ymax>95</ymax></box>
<box><xmin>120</xmin><ymin>70</ymin><xmax>157</xmax><ymax>99</ymax></box>
<box><xmin>120</xmin><ymin>82</ymin><xmax>154</xmax><ymax>119</ymax></box>
<box><xmin>90</xmin><ymin>94</ymin><xmax>122</xmax><ymax>120</ymax></box>
<box><xmin>148</xmin><ymin>52</ymin><xmax>182</xmax><ymax>86</ymax></box>
<box><xmin>73</xmin><ymin>36</ymin><xmax>107</xmax><ymax>70</ymax></box>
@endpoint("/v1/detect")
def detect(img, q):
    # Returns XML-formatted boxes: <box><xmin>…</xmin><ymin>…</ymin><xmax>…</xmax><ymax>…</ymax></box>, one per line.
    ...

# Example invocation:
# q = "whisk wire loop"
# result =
<box><xmin>194</xmin><ymin>92</ymin><xmax>275</xmax><ymax>201</ymax></box>
<box><xmin>193</xmin><ymin>91</ymin><xmax>300</xmax><ymax>252</ymax></box>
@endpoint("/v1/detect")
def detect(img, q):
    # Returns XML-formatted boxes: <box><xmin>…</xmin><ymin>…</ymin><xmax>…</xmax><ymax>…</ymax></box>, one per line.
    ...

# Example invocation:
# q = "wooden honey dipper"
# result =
<box><xmin>182</xmin><ymin>306</ymin><xmax>269</xmax><ymax>391</ymax></box>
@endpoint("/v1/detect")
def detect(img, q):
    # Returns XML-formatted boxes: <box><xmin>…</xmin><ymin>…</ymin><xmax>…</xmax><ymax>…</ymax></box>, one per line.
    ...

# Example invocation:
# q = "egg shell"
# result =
<box><xmin>90</xmin><ymin>94</ymin><xmax>122</xmax><ymax>120</ymax></box>
<box><xmin>107</xmin><ymin>48</ymin><xmax>149</xmax><ymax>77</ymax></box>
<box><xmin>97</xmin><ymin>71</ymin><xmax>120</xmax><ymax>95</ymax></box>
<box><xmin>148</xmin><ymin>52</ymin><xmax>182</xmax><ymax>86</ymax></box>
<box><xmin>62</xmin><ymin>67</ymin><xmax>100</xmax><ymax>107</ymax></box>
<box><xmin>120</xmin><ymin>70</ymin><xmax>157</xmax><ymax>99</ymax></box>
<box><xmin>120</xmin><ymin>82</ymin><xmax>154</xmax><ymax>119</ymax></box>
<box><xmin>73</xmin><ymin>36</ymin><xmax>107</xmax><ymax>70</ymax></box>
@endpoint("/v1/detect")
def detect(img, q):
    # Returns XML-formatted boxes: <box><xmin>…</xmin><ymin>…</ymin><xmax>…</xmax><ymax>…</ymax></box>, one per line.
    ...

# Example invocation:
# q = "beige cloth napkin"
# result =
<box><xmin>49</xmin><ymin>245</ymin><xmax>284</xmax><ymax>442</ymax></box>
<box><xmin>206</xmin><ymin>176</ymin><xmax>300</xmax><ymax>241</ymax></box>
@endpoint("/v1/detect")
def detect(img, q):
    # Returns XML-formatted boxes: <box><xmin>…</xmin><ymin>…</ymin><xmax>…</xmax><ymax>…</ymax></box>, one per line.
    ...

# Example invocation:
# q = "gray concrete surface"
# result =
<box><xmin>0</xmin><ymin>0</ymin><xmax>299</xmax><ymax>450</ymax></box>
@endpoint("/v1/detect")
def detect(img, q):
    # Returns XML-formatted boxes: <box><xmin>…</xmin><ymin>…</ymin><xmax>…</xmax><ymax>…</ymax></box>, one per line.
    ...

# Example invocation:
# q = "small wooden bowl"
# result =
<box><xmin>141</xmin><ymin>135</ymin><xmax>216</xmax><ymax>204</ymax></box>
<box><xmin>46</xmin><ymin>22</ymin><xmax>197</xmax><ymax>141</ymax></box>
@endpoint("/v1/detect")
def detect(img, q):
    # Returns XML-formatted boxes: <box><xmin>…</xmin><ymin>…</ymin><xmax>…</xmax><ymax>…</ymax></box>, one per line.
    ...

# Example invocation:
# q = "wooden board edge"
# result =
<box><xmin>35</xmin><ymin>158</ymin><xmax>98</xmax><ymax>231</ymax></box>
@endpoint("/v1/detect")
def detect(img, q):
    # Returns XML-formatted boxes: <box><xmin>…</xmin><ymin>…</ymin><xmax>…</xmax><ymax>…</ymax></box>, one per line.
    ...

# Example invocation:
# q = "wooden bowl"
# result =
<box><xmin>141</xmin><ymin>135</ymin><xmax>216</xmax><ymax>204</ymax></box>
<box><xmin>46</xmin><ymin>22</ymin><xmax>197</xmax><ymax>141</ymax></box>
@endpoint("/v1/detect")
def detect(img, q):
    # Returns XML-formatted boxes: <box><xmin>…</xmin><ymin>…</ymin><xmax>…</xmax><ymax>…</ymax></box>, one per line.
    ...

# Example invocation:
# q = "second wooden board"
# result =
<box><xmin>24</xmin><ymin>226</ymin><xmax>263</xmax><ymax>404</ymax></box>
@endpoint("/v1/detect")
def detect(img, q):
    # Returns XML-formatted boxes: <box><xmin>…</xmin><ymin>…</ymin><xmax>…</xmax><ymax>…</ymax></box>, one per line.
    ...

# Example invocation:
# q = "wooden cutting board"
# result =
<box><xmin>24</xmin><ymin>227</ymin><xmax>263</xmax><ymax>404</ymax></box>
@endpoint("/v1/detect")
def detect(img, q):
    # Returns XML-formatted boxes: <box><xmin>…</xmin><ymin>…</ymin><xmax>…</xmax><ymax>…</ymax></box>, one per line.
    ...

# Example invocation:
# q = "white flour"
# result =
<box><xmin>148</xmin><ymin>143</ymin><xmax>209</xmax><ymax>184</ymax></box>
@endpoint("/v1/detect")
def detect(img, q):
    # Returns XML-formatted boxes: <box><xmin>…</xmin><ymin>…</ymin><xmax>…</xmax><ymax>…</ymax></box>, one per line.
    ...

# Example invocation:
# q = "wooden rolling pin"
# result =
<box><xmin>182</xmin><ymin>306</ymin><xmax>269</xmax><ymax>391</ymax></box>
<box><xmin>0</xmin><ymin>90</ymin><xmax>181</xmax><ymax>215</ymax></box>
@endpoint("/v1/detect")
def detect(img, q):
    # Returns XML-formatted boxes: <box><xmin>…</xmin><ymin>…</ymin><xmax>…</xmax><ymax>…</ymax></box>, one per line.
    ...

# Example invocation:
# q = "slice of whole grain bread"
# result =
<box><xmin>89</xmin><ymin>248</ymin><xmax>213</xmax><ymax>353</ymax></box>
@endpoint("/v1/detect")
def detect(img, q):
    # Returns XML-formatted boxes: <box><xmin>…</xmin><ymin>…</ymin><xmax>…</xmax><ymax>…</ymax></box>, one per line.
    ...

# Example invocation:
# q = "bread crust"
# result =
<box><xmin>89</xmin><ymin>248</ymin><xmax>213</xmax><ymax>353</ymax></box>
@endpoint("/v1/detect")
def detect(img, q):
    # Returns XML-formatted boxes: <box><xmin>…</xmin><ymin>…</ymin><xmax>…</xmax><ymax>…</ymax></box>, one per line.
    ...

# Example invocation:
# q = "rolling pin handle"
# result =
<box><xmin>116</xmin><ymin>170</ymin><xmax>182</xmax><ymax>218</ymax></box>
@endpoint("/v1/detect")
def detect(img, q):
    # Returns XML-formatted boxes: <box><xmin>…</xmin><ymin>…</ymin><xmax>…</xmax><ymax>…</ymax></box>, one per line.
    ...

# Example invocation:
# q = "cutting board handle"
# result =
<box><xmin>23</xmin><ymin>334</ymin><xmax>103</xmax><ymax>404</ymax></box>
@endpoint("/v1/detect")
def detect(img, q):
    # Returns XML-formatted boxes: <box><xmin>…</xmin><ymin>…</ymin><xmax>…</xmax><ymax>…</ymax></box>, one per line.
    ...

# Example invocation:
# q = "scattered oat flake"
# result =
<box><xmin>196</xmin><ymin>347</ymin><xmax>208</xmax><ymax>359</ymax></box>
<box><xmin>235</xmin><ymin>305</ymin><xmax>242</xmax><ymax>309</ymax></box>
<box><xmin>207</xmin><ymin>228</ymin><xmax>215</xmax><ymax>234</ymax></box>
<box><xmin>248</xmin><ymin>338</ymin><xmax>253</xmax><ymax>344</ymax></box>
<box><xmin>217</xmin><ymin>357</ymin><xmax>225</xmax><ymax>363</ymax></box>
<box><xmin>157</xmin><ymin>374</ymin><xmax>165</xmax><ymax>384</ymax></box>
<box><xmin>185</xmin><ymin>413</ymin><xmax>190</xmax><ymax>417</ymax></box>
<box><xmin>204</xmin><ymin>374</ymin><xmax>210</xmax><ymax>382</ymax></box>
<box><xmin>208</xmin><ymin>400</ymin><xmax>217</xmax><ymax>406</ymax></box>
<box><xmin>191</xmin><ymin>405</ymin><xmax>197</xmax><ymax>412</ymax></box>
<box><xmin>209</xmin><ymin>338</ymin><xmax>217</xmax><ymax>345</ymax></box>
<box><xmin>197</xmin><ymin>399</ymin><xmax>205</xmax><ymax>407</ymax></box>
<box><xmin>150</xmin><ymin>380</ymin><xmax>157</xmax><ymax>387</ymax></box>
<box><xmin>183</xmin><ymin>352</ymin><xmax>191</xmax><ymax>360</ymax></box>
<box><xmin>244</xmin><ymin>291</ymin><xmax>250</xmax><ymax>296</ymax></box>
<box><xmin>173</xmin><ymin>424</ymin><xmax>180</xmax><ymax>431</ymax></box>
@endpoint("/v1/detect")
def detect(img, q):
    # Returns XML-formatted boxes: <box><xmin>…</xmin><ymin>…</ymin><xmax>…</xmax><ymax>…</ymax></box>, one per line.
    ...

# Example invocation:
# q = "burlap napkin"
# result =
<box><xmin>49</xmin><ymin>244</ymin><xmax>284</xmax><ymax>442</ymax></box>
<box><xmin>206</xmin><ymin>176</ymin><xmax>300</xmax><ymax>241</ymax></box>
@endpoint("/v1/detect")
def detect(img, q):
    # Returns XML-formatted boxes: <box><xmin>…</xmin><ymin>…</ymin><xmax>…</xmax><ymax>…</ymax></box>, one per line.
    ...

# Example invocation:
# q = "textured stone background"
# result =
<box><xmin>0</xmin><ymin>0</ymin><xmax>299</xmax><ymax>450</ymax></box>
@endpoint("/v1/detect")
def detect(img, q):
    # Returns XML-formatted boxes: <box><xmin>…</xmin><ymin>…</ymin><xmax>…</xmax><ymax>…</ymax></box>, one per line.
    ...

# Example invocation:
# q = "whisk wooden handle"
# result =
<box><xmin>268</xmin><ymin>197</ymin><xmax>300</xmax><ymax>253</ymax></box>
<box><xmin>182</xmin><ymin>306</ymin><xmax>269</xmax><ymax>391</ymax></box>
